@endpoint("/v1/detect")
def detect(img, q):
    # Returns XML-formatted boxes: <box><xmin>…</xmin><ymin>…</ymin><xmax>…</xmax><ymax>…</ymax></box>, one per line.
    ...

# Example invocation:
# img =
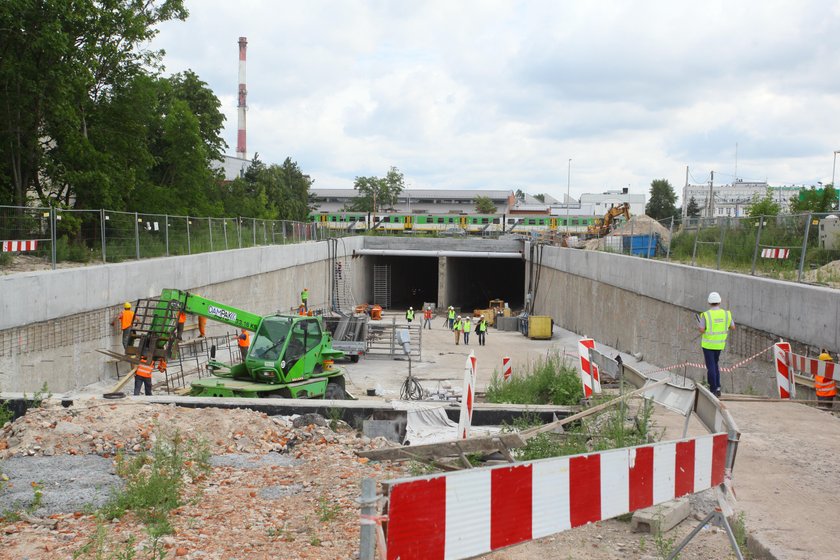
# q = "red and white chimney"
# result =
<box><xmin>236</xmin><ymin>36</ymin><xmax>248</xmax><ymax>159</ymax></box>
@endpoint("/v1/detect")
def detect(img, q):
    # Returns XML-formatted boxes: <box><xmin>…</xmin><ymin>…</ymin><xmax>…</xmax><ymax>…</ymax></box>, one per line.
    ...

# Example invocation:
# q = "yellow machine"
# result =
<box><xmin>587</xmin><ymin>203</ymin><xmax>631</xmax><ymax>237</ymax></box>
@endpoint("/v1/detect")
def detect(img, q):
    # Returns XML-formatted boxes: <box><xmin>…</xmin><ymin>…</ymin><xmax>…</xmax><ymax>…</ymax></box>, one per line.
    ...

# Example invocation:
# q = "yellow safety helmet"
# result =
<box><xmin>124</xmin><ymin>302</ymin><xmax>131</xmax><ymax>309</ymax></box>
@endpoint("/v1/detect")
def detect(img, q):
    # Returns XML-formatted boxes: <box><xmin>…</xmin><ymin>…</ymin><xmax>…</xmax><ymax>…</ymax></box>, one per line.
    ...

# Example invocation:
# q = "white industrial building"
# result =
<box><xmin>311</xmin><ymin>188</ymin><xmax>517</xmax><ymax>214</ymax></box>
<box><xmin>682</xmin><ymin>180</ymin><xmax>804</xmax><ymax>218</ymax></box>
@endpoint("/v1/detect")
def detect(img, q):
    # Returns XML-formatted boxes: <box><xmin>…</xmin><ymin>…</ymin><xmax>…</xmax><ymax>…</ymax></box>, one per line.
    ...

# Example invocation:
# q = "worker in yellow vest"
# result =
<box><xmin>301</xmin><ymin>288</ymin><xmax>309</xmax><ymax>312</ymax></box>
<box><xmin>447</xmin><ymin>306</ymin><xmax>456</xmax><ymax>329</ymax></box>
<box><xmin>477</xmin><ymin>315</ymin><xmax>488</xmax><ymax>346</ymax></box>
<box><xmin>463</xmin><ymin>316</ymin><xmax>472</xmax><ymax>345</ymax></box>
<box><xmin>405</xmin><ymin>307</ymin><xmax>414</xmax><ymax>323</ymax></box>
<box><xmin>697</xmin><ymin>292</ymin><xmax>735</xmax><ymax>397</ymax></box>
<box><xmin>453</xmin><ymin>316</ymin><xmax>463</xmax><ymax>345</ymax></box>
<box><xmin>815</xmin><ymin>350</ymin><xmax>836</xmax><ymax>410</ymax></box>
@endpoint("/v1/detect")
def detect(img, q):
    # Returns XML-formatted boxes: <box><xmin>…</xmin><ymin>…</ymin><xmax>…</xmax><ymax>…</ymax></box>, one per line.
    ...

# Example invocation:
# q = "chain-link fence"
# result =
<box><xmin>1</xmin><ymin>205</ymin><xmax>339</xmax><ymax>271</ymax></box>
<box><xmin>589</xmin><ymin>212</ymin><xmax>840</xmax><ymax>286</ymax></box>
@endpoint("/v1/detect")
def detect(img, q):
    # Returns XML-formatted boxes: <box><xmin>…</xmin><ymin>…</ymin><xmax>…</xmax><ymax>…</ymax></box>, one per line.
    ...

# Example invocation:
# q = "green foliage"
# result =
<box><xmin>731</xmin><ymin>512</ymin><xmax>752</xmax><ymax>559</ymax></box>
<box><xmin>73</xmin><ymin>524</ymin><xmax>138</xmax><ymax>560</ymax></box>
<box><xmin>790</xmin><ymin>185</ymin><xmax>838</xmax><ymax>213</ymax></box>
<box><xmin>0</xmin><ymin>252</ymin><xmax>11</xmax><ymax>266</ymax></box>
<box><xmin>686</xmin><ymin>196</ymin><xmax>701</xmax><ymax>217</ymax></box>
<box><xmin>317</xmin><ymin>496</ymin><xmax>341</xmax><ymax>522</ymax></box>
<box><xmin>748</xmin><ymin>189</ymin><xmax>781</xmax><ymax>218</ymax></box>
<box><xmin>646</xmin><ymin>179</ymin><xmax>678</xmax><ymax>220</ymax></box>
<box><xmin>486</xmin><ymin>353</ymin><xmax>582</xmax><ymax>406</ymax></box>
<box><xmin>653</xmin><ymin>510</ymin><xmax>678</xmax><ymax>559</ymax></box>
<box><xmin>55</xmin><ymin>236</ymin><xmax>92</xmax><ymax>263</ymax></box>
<box><xmin>533</xmin><ymin>193</ymin><xmax>546</xmax><ymax>203</ymax></box>
<box><xmin>348</xmin><ymin>167</ymin><xmax>405</xmax><ymax>212</ymax></box>
<box><xmin>474</xmin><ymin>195</ymin><xmax>497</xmax><ymax>214</ymax></box>
<box><xmin>101</xmin><ymin>428</ymin><xmax>210</xmax><ymax>536</ymax></box>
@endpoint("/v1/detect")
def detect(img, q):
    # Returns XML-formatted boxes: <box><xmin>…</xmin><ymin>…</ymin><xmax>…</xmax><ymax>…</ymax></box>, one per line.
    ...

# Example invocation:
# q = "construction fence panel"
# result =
<box><xmin>102</xmin><ymin>210</ymin><xmax>141</xmax><ymax>262</ymax></box>
<box><xmin>0</xmin><ymin>205</ymin><xmax>52</xmax><ymax>266</ymax></box>
<box><xmin>382</xmin><ymin>432</ymin><xmax>727</xmax><ymax>560</ymax></box>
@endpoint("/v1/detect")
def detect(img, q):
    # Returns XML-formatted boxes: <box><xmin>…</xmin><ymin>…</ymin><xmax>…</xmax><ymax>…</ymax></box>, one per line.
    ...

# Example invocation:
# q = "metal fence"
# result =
<box><xmin>0</xmin><ymin>205</ymin><xmax>348</xmax><ymax>270</ymax></box>
<box><xmin>589</xmin><ymin>212</ymin><xmax>840</xmax><ymax>285</ymax></box>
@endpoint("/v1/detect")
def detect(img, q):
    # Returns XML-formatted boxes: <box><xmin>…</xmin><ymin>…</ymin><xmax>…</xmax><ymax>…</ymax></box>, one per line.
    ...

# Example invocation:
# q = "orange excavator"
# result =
<box><xmin>587</xmin><ymin>203</ymin><xmax>631</xmax><ymax>237</ymax></box>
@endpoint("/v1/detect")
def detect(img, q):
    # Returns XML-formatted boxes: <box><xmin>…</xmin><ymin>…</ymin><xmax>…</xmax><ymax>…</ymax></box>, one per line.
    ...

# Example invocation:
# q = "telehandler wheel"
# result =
<box><xmin>325</xmin><ymin>381</ymin><xmax>346</xmax><ymax>400</ymax></box>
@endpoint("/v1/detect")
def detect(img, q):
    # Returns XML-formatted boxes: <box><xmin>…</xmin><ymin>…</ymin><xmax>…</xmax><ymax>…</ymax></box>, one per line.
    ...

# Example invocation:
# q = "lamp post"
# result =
<box><xmin>566</xmin><ymin>158</ymin><xmax>572</xmax><ymax>234</ymax></box>
<box><xmin>833</xmin><ymin>150</ymin><xmax>840</xmax><ymax>188</ymax></box>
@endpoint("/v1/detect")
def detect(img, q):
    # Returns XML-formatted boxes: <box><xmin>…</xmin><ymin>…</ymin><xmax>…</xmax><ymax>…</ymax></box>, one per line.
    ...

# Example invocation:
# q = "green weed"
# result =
<box><xmin>731</xmin><ymin>512</ymin><xmax>752</xmax><ymax>559</ymax></box>
<box><xmin>653</xmin><ymin>509</ymin><xmax>678</xmax><ymax>559</ymax></box>
<box><xmin>317</xmin><ymin>496</ymin><xmax>341</xmax><ymax>522</ymax></box>
<box><xmin>486</xmin><ymin>353</ymin><xmax>582</xmax><ymax>406</ymax></box>
<box><xmin>100</xmin><ymin>428</ymin><xmax>210</xmax><ymax>535</ymax></box>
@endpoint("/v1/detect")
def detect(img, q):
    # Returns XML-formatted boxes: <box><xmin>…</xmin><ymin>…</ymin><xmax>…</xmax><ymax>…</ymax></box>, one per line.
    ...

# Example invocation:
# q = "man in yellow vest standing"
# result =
<box><xmin>815</xmin><ymin>350</ymin><xmax>836</xmax><ymax>410</ymax></box>
<box><xmin>301</xmin><ymin>288</ymin><xmax>309</xmax><ymax>312</ymax></box>
<box><xmin>698</xmin><ymin>292</ymin><xmax>735</xmax><ymax>397</ymax></box>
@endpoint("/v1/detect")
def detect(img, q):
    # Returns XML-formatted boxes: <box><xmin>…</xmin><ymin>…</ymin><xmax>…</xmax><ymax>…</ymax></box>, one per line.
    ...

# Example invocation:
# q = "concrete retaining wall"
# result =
<box><xmin>534</xmin><ymin>247</ymin><xmax>840</xmax><ymax>395</ymax></box>
<box><xmin>0</xmin><ymin>238</ymin><xmax>364</xmax><ymax>393</ymax></box>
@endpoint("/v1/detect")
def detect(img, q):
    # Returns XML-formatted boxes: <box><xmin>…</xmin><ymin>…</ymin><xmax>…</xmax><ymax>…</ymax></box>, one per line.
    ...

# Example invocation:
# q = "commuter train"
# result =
<box><xmin>308</xmin><ymin>211</ymin><xmax>604</xmax><ymax>235</ymax></box>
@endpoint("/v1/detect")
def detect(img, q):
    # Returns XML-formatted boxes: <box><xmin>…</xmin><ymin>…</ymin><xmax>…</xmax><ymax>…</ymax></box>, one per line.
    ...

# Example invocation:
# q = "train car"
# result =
<box><xmin>308</xmin><ymin>211</ymin><xmax>601</xmax><ymax>236</ymax></box>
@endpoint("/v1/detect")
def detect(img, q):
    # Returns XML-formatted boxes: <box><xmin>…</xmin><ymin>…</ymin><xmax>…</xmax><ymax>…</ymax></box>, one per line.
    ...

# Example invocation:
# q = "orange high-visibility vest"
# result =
<box><xmin>136</xmin><ymin>359</ymin><xmax>153</xmax><ymax>378</ymax></box>
<box><xmin>238</xmin><ymin>331</ymin><xmax>250</xmax><ymax>348</ymax></box>
<box><xmin>815</xmin><ymin>375</ymin><xmax>837</xmax><ymax>398</ymax></box>
<box><xmin>178</xmin><ymin>311</ymin><xmax>186</xmax><ymax>324</ymax></box>
<box><xmin>120</xmin><ymin>310</ymin><xmax>135</xmax><ymax>330</ymax></box>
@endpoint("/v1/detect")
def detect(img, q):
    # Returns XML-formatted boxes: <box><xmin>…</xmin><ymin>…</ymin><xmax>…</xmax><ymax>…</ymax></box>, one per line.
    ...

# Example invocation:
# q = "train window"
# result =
<box><xmin>330</xmin><ymin>216</ymin><xmax>336</xmax><ymax>222</ymax></box>
<box><xmin>382</xmin><ymin>216</ymin><xmax>389</xmax><ymax>223</ymax></box>
<box><xmin>507</xmin><ymin>219</ymin><xmax>515</xmax><ymax>224</ymax></box>
<box><xmin>528</xmin><ymin>219</ymin><xmax>536</xmax><ymax>225</ymax></box>
<box><xmin>437</xmin><ymin>217</ymin><xmax>444</xmax><ymax>223</ymax></box>
<box><xmin>481</xmin><ymin>218</ymin><xmax>489</xmax><ymax>224</ymax></box>
<box><xmin>492</xmin><ymin>218</ymin><xmax>499</xmax><ymax>224</ymax></box>
<box><xmin>448</xmin><ymin>217</ymin><xmax>454</xmax><ymax>223</ymax></box>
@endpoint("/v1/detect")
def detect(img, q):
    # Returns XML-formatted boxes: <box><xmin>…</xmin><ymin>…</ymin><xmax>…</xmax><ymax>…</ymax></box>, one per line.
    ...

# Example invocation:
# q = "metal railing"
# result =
<box><xmin>0</xmin><ymin>205</ymin><xmax>350</xmax><ymax>271</ymax></box>
<box><xmin>587</xmin><ymin>212</ymin><xmax>840</xmax><ymax>286</ymax></box>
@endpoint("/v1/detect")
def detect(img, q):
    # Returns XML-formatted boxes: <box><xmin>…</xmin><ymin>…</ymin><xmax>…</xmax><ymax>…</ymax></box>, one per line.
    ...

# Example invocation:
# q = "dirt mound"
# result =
<box><xmin>801</xmin><ymin>259</ymin><xmax>840</xmax><ymax>288</ymax></box>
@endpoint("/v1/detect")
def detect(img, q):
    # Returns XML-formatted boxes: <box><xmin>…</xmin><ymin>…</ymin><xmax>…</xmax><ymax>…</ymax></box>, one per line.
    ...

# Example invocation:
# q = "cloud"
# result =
<box><xmin>150</xmin><ymin>0</ymin><xmax>840</xmax><ymax>202</ymax></box>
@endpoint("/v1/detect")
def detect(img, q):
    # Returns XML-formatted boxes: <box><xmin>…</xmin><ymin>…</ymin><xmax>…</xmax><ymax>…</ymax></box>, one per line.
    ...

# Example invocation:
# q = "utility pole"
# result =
<box><xmin>684</xmin><ymin>166</ymin><xmax>689</xmax><ymax>220</ymax></box>
<box><xmin>708</xmin><ymin>171</ymin><xmax>715</xmax><ymax>219</ymax></box>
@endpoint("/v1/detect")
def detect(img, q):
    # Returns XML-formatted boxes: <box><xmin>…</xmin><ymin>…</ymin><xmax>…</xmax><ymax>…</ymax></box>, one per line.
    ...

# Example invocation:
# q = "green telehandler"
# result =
<box><xmin>128</xmin><ymin>289</ymin><xmax>348</xmax><ymax>399</ymax></box>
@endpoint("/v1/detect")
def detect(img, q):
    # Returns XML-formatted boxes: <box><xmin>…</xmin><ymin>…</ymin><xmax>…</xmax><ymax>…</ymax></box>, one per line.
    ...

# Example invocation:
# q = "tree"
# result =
<box><xmin>686</xmin><ymin>196</ymin><xmax>701</xmax><ymax>217</ymax></box>
<box><xmin>748</xmin><ymin>189</ymin><xmax>782</xmax><ymax>218</ymax></box>
<box><xmin>0</xmin><ymin>0</ymin><xmax>188</xmax><ymax>207</ymax></box>
<box><xmin>533</xmin><ymin>193</ymin><xmax>546</xmax><ymax>203</ymax></box>
<box><xmin>789</xmin><ymin>185</ymin><xmax>838</xmax><ymax>214</ymax></box>
<box><xmin>515</xmin><ymin>189</ymin><xmax>525</xmax><ymax>202</ymax></box>
<box><xmin>645</xmin><ymin>179</ymin><xmax>677</xmax><ymax>220</ymax></box>
<box><xmin>349</xmin><ymin>166</ymin><xmax>405</xmax><ymax>212</ymax></box>
<box><xmin>474</xmin><ymin>195</ymin><xmax>496</xmax><ymax>213</ymax></box>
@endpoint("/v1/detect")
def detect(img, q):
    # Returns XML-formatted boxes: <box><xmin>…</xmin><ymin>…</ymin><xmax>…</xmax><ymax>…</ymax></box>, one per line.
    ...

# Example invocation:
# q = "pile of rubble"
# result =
<box><xmin>584</xmin><ymin>215</ymin><xmax>672</xmax><ymax>251</ymax></box>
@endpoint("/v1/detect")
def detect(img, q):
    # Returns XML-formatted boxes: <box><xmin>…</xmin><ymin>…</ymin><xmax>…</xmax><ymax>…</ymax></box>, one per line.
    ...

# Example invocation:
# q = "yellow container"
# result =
<box><xmin>527</xmin><ymin>316</ymin><xmax>553</xmax><ymax>339</ymax></box>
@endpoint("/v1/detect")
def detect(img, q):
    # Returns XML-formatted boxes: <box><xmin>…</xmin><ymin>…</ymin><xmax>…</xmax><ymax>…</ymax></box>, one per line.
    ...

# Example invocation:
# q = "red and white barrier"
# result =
<box><xmin>458</xmin><ymin>351</ymin><xmax>477</xmax><ymax>439</ymax></box>
<box><xmin>761</xmin><ymin>248</ymin><xmax>789</xmax><ymax>259</ymax></box>
<box><xmin>385</xmin><ymin>433</ymin><xmax>727</xmax><ymax>560</ymax></box>
<box><xmin>787</xmin><ymin>352</ymin><xmax>836</xmax><ymax>381</ymax></box>
<box><xmin>2</xmin><ymin>240</ymin><xmax>38</xmax><ymax>252</ymax></box>
<box><xmin>502</xmin><ymin>356</ymin><xmax>512</xmax><ymax>381</ymax></box>
<box><xmin>578</xmin><ymin>338</ymin><xmax>601</xmax><ymax>397</ymax></box>
<box><xmin>773</xmin><ymin>342</ymin><xmax>795</xmax><ymax>399</ymax></box>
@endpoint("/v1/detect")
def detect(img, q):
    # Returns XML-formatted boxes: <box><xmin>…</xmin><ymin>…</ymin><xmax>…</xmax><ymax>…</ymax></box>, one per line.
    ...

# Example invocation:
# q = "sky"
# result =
<box><xmin>150</xmin><ymin>0</ymin><xmax>840</xmax><ymax>203</ymax></box>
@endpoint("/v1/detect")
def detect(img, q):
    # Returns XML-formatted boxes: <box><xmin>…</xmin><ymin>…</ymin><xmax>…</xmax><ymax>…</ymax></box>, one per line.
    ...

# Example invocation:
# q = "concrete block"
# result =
<box><xmin>631</xmin><ymin>498</ymin><xmax>690</xmax><ymax>534</ymax></box>
<box><xmin>363</xmin><ymin>419</ymin><xmax>403</xmax><ymax>443</ymax></box>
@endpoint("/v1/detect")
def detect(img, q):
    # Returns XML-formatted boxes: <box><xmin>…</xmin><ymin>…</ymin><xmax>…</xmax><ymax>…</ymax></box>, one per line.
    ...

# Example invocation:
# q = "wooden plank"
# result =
<box><xmin>108</xmin><ymin>366</ymin><xmax>138</xmax><ymax>393</ymax></box>
<box><xmin>357</xmin><ymin>432</ymin><xmax>526</xmax><ymax>461</ymax></box>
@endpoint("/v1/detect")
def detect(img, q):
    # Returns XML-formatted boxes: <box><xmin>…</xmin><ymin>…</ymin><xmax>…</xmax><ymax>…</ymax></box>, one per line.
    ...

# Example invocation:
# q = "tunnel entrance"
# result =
<box><xmin>445</xmin><ymin>257</ymin><xmax>525</xmax><ymax>311</ymax></box>
<box><xmin>368</xmin><ymin>256</ymin><xmax>439</xmax><ymax>308</ymax></box>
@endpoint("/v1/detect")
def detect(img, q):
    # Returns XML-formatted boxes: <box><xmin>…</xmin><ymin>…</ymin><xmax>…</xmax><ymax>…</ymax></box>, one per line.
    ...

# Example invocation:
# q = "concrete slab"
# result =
<box><xmin>631</xmin><ymin>498</ymin><xmax>690</xmax><ymax>533</ymax></box>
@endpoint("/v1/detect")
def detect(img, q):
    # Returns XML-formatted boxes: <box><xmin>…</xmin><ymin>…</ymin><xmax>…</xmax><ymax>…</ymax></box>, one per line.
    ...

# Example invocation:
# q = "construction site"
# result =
<box><xmin>1</xmin><ymin>232</ymin><xmax>839</xmax><ymax>560</ymax></box>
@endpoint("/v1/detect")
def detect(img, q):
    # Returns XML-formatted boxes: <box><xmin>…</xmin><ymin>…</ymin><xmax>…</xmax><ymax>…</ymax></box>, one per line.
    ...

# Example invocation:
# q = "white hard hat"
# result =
<box><xmin>708</xmin><ymin>292</ymin><xmax>722</xmax><ymax>304</ymax></box>
<box><xmin>409</xmin><ymin>306</ymin><xmax>413</xmax><ymax>310</ymax></box>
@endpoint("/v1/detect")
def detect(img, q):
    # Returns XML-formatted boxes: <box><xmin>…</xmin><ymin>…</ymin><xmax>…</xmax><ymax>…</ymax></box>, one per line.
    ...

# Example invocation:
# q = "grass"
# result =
<box><xmin>486</xmin><ymin>352</ymin><xmax>582</xmax><ymax>406</ymax></box>
<box><xmin>731</xmin><ymin>512</ymin><xmax>752</xmax><ymax>559</ymax></box>
<box><xmin>73</xmin><ymin>428</ymin><xmax>210</xmax><ymax>559</ymax></box>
